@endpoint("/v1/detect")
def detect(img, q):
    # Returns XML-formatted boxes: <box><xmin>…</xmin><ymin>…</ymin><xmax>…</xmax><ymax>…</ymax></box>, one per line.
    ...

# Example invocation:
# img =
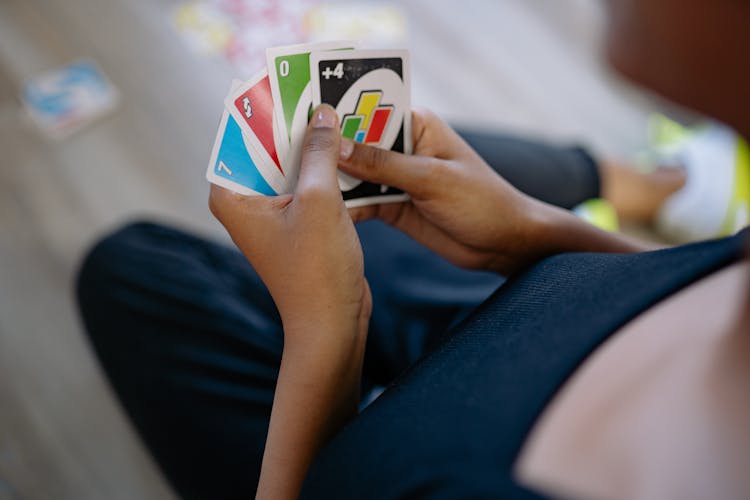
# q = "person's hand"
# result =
<box><xmin>212</xmin><ymin>105</ymin><xmax>375</xmax><ymax>500</ymax></box>
<box><xmin>339</xmin><ymin>108</ymin><xmax>548</xmax><ymax>275</ymax></box>
<box><xmin>209</xmin><ymin>104</ymin><xmax>371</xmax><ymax>341</ymax></box>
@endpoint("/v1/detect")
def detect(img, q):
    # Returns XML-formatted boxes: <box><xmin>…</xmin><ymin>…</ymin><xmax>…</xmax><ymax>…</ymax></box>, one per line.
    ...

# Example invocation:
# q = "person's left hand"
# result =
<box><xmin>209</xmin><ymin>104</ymin><xmax>371</xmax><ymax>344</ymax></box>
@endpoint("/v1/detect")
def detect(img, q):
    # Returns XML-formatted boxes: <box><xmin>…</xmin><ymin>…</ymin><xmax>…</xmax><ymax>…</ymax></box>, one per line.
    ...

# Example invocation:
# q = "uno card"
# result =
<box><xmin>225</xmin><ymin>69</ymin><xmax>290</xmax><ymax>193</ymax></box>
<box><xmin>22</xmin><ymin>59</ymin><xmax>119</xmax><ymax>139</ymax></box>
<box><xmin>206</xmin><ymin>109</ymin><xmax>286</xmax><ymax>196</ymax></box>
<box><xmin>310</xmin><ymin>49</ymin><xmax>411</xmax><ymax>207</ymax></box>
<box><xmin>207</xmin><ymin>81</ymin><xmax>284</xmax><ymax>196</ymax></box>
<box><xmin>266</xmin><ymin>41</ymin><xmax>358</xmax><ymax>185</ymax></box>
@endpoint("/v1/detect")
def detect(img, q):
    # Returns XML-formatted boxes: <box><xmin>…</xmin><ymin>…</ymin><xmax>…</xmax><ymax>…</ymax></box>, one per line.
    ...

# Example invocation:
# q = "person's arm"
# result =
<box><xmin>341</xmin><ymin>108</ymin><xmax>651</xmax><ymax>276</ymax></box>
<box><xmin>210</xmin><ymin>105</ymin><xmax>371</xmax><ymax>499</ymax></box>
<box><xmin>516</xmin><ymin>196</ymin><xmax>650</xmax><ymax>267</ymax></box>
<box><xmin>256</xmin><ymin>313</ymin><xmax>368</xmax><ymax>499</ymax></box>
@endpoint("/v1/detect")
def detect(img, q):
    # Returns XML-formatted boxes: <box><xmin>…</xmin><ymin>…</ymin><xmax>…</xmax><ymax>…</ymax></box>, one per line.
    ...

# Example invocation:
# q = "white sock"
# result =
<box><xmin>655</xmin><ymin>124</ymin><xmax>738</xmax><ymax>243</ymax></box>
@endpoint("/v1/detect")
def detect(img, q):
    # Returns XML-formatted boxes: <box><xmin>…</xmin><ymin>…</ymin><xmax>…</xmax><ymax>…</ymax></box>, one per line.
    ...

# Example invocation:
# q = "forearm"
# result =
<box><xmin>255</xmin><ymin>318</ymin><xmax>368</xmax><ymax>500</ymax></box>
<box><xmin>489</xmin><ymin>197</ymin><xmax>654</xmax><ymax>273</ymax></box>
<box><xmin>516</xmin><ymin>197</ymin><xmax>653</xmax><ymax>268</ymax></box>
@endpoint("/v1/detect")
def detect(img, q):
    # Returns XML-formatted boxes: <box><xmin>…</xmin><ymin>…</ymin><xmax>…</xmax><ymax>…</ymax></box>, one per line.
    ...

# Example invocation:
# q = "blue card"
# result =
<box><xmin>206</xmin><ymin>109</ymin><xmax>281</xmax><ymax>196</ymax></box>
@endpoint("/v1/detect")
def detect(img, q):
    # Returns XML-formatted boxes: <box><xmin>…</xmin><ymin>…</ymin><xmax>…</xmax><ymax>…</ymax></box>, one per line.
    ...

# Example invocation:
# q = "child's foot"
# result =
<box><xmin>600</xmin><ymin>159</ymin><xmax>686</xmax><ymax>224</ymax></box>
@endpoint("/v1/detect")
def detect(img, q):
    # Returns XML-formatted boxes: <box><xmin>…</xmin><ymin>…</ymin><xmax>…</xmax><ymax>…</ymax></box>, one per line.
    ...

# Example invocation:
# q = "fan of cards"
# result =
<box><xmin>206</xmin><ymin>41</ymin><xmax>412</xmax><ymax>208</ymax></box>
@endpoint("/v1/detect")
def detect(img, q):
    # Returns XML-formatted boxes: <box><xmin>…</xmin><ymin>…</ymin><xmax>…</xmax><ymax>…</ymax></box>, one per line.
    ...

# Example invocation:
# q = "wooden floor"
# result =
<box><xmin>0</xmin><ymin>1</ymin><xmax>660</xmax><ymax>498</ymax></box>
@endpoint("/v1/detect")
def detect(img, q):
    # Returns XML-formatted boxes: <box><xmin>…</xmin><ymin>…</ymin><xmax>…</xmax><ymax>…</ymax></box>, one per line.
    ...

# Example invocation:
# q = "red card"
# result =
<box><xmin>227</xmin><ymin>72</ymin><xmax>284</xmax><ymax>175</ymax></box>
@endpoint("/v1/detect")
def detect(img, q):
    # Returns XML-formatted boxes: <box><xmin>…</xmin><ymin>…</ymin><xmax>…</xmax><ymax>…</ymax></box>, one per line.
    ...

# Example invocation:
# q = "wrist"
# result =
<box><xmin>281</xmin><ymin>301</ymin><xmax>370</xmax><ymax>337</ymax></box>
<box><xmin>279</xmin><ymin>281</ymin><xmax>372</xmax><ymax>339</ymax></box>
<box><xmin>281</xmin><ymin>297</ymin><xmax>371</xmax><ymax>356</ymax></box>
<box><xmin>485</xmin><ymin>194</ymin><xmax>562</xmax><ymax>274</ymax></box>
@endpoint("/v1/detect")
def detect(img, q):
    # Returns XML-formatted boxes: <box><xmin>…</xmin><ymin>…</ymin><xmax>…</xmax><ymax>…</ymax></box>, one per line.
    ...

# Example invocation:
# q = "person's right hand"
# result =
<box><xmin>339</xmin><ymin>108</ymin><xmax>552</xmax><ymax>275</ymax></box>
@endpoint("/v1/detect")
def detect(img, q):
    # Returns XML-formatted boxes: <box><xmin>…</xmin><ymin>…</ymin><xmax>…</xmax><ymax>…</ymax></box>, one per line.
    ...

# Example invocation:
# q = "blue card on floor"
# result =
<box><xmin>22</xmin><ymin>59</ymin><xmax>119</xmax><ymax>139</ymax></box>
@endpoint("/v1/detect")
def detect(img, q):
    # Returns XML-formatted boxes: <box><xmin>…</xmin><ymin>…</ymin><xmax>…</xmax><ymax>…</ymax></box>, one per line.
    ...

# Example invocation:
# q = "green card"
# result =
<box><xmin>266</xmin><ymin>41</ymin><xmax>357</xmax><ymax>183</ymax></box>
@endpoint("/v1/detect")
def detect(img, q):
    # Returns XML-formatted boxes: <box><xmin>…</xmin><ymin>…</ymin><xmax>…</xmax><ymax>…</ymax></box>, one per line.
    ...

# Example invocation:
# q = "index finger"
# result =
<box><xmin>338</xmin><ymin>140</ymin><xmax>438</xmax><ymax>198</ymax></box>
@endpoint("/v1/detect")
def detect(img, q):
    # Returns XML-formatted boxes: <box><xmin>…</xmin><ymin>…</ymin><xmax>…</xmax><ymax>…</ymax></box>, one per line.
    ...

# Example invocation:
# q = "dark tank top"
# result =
<box><xmin>302</xmin><ymin>230</ymin><xmax>748</xmax><ymax>499</ymax></box>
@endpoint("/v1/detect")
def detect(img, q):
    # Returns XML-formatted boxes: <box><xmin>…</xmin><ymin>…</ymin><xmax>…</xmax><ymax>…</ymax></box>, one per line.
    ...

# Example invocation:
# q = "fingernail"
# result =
<box><xmin>340</xmin><ymin>138</ymin><xmax>354</xmax><ymax>160</ymax></box>
<box><xmin>312</xmin><ymin>104</ymin><xmax>337</xmax><ymax>129</ymax></box>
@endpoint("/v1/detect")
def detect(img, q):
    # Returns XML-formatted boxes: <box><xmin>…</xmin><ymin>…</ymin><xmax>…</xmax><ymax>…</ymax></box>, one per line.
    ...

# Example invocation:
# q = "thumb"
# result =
<box><xmin>295</xmin><ymin>104</ymin><xmax>342</xmax><ymax>198</ymax></box>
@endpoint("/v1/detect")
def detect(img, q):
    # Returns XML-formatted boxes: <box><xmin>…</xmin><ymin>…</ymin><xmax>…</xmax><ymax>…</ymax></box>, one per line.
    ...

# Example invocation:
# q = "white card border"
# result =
<box><xmin>344</xmin><ymin>193</ymin><xmax>409</xmax><ymax>208</ymax></box>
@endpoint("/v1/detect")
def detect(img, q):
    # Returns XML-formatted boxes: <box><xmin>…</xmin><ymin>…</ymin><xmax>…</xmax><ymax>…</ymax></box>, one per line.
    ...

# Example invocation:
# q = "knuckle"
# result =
<box><xmin>349</xmin><ymin>205</ymin><xmax>377</xmax><ymax>223</ymax></box>
<box><xmin>413</xmin><ymin>107</ymin><xmax>440</xmax><ymax>130</ymax></box>
<box><xmin>348</xmin><ymin>207</ymin><xmax>363</xmax><ymax>222</ymax></box>
<box><xmin>298</xmin><ymin>183</ymin><xmax>334</xmax><ymax>204</ymax></box>
<box><xmin>303</xmin><ymin>132</ymin><xmax>336</xmax><ymax>155</ymax></box>
<box><xmin>426</xmin><ymin>157</ymin><xmax>449</xmax><ymax>177</ymax></box>
<box><xmin>420</xmin><ymin>108</ymin><xmax>440</xmax><ymax>125</ymax></box>
<box><xmin>416</xmin><ymin>159</ymin><xmax>452</xmax><ymax>197</ymax></box>
<box><xmin>363</xmin><ymin>146</ymin><xmax>388</xmax><ymax>171</ymax></box>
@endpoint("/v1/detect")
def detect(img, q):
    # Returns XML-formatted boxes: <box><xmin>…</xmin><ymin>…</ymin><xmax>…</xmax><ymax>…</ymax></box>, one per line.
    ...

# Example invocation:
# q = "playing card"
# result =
<box><xmin>206</xmin><ymin>108</ymin><xmax>287</xmax><ymax>196</ymax></box>
<box><xmin>225</xmin><ymin>69</ymin><xmax>290</xmax><ymax>193</ymax></box>
<box><xmin>207</xmin><ymin>81</ymin><xmax>284</xmax><ymax>196</ymax></box>
<box><xmin>266</xmin><ymin>41</ymin><xmax>358</xmax><ymax>185</ymax></box>
<box><xmin>309</xmin><ymin>49</ymin><xmax>411</xmax><ymax>208</ymax></box>
<box><xmin>22</xmin><ymin>59</ymin><xmax>119</xmax><ymax>139</ymax></box>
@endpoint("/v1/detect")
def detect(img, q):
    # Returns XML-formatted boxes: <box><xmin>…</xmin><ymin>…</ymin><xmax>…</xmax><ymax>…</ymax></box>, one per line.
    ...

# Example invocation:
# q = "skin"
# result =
<box><xmin>210</xmin><ymin>106</ymin><xmax>371</xmax><ymax>499</ymax></box>
<box><xmin>600</xmin><ymin>160</ymin><xmax>686</xmax><ymax>224</ymax></box>
<box><xmin>208</xmin><ymin>0</ymin><xmax>750</xmax><ymax>497</ymax></box>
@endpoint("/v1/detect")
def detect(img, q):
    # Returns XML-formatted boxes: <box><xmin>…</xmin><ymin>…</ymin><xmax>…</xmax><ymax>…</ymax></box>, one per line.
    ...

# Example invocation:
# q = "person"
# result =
<box><xmin>77</xmin><ymin>0</ymin><xmax>750</xmax><ymax>498</ymax></box>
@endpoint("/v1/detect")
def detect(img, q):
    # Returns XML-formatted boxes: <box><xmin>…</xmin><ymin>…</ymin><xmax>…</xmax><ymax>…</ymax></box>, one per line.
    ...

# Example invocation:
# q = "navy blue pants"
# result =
<box><xmin>77</xmin><ymin>134</ymin><xmax>600</xmax><ymax>499</ymax></box>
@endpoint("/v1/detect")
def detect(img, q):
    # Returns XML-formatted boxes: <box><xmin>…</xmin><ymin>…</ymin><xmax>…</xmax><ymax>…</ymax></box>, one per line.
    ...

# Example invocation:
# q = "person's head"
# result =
<box><xmin>604</xmin><ymin>0</ymin><xmax>750</xmax><ymax>137</ymax></box>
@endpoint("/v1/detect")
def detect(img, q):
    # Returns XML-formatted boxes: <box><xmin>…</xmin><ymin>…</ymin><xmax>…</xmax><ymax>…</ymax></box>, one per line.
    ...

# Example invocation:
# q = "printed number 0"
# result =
<box><xmin>280</xmin><ymin>60</ymin><xmax>289</xmax><ymax>77</ymax></box>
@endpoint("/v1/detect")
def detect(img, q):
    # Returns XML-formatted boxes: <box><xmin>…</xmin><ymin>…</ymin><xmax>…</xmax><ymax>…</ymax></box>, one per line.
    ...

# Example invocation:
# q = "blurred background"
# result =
<box><xmin>0</xmin><ymin>1</ymin><xmax>673</xmax><ymax>498</ymax></box>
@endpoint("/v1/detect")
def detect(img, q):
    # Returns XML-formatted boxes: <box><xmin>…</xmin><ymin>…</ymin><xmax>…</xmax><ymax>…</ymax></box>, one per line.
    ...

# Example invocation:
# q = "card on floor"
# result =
<box><xmin>309</xmin><ymin>49</ymin><xmax>411</xmax><ymax>207</ymax></box>
<box><xmin>266</xmin><ymin>40</ymin><xmax>358</xmax><ymax>185</ymax></box>
<box><xmin>225</xmin><ymin>69</ymin><xmax>290</xmax><ymax>193</ymax></box>
<box><xmin>22</xmin><ymin>59</ymin><xmax>119</xmax><ymax>139</ymax></box>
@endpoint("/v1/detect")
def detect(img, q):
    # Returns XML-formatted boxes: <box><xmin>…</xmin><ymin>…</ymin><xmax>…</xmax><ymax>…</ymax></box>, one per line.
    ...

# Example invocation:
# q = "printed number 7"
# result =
<box><xmin>321</xmin><ymin>62</ymin><xmax>344</xmax><ymax>80</ymax></box>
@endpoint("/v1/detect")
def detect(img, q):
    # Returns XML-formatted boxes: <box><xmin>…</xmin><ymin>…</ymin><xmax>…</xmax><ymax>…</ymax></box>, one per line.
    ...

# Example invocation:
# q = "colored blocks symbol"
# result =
<box><xmin>355</xmin><ymin>91</ymin><xmax>381</xmax><ymax>130</ymax></box>
<box><xmin>342</xmin><ymin>114</ymin><xmax>364</xmax><ymax>140</ymax></box>
<box><xmin>340</xmin><ymin>90</ymin><xmax>395</xmax><ymax>145</ymax></box>
<box><xmin>364</xmin><ymin>106</ymin><xmax>392</xmax><ymax>143</ymax></box>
